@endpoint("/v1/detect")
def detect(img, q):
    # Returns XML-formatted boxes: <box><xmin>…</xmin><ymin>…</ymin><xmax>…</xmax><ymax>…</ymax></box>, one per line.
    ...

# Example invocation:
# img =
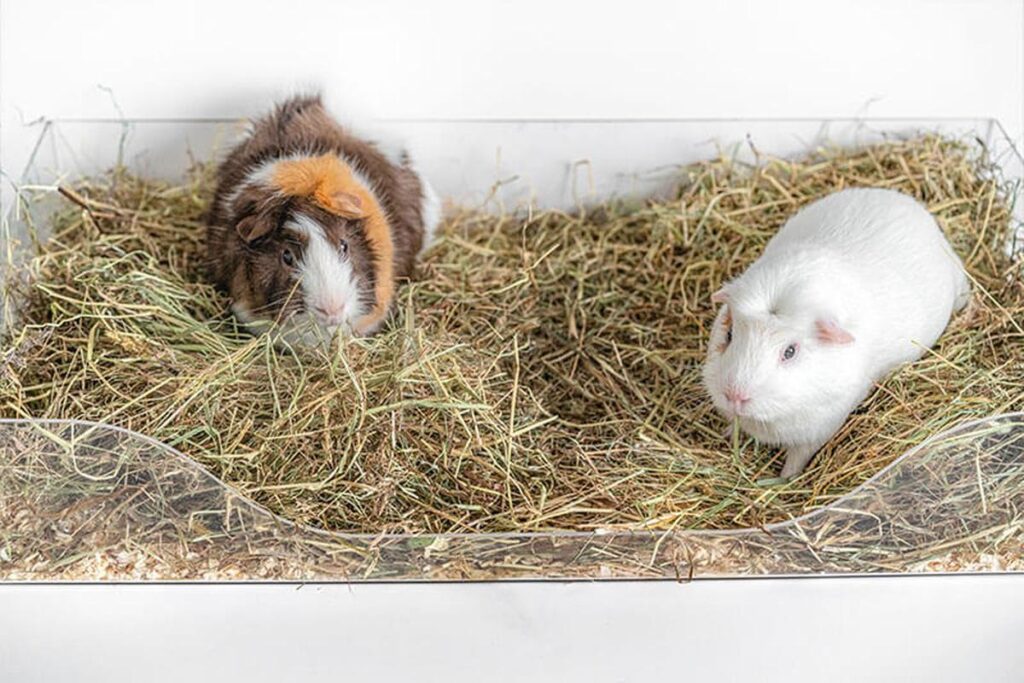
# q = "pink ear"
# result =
<box><xmin>711</xmin><ymin>288</ymin><xmax>728</xmax><ymax>304</ymax></box>
<box><xmin>329</xmin><ymin>191</ymin><xmax>367</xmax><ymax>218</ymax></box>
<box><xmin>816</xmin><ymin>319</ymin><xmax>855</xmax><ymax>345</ymax></box>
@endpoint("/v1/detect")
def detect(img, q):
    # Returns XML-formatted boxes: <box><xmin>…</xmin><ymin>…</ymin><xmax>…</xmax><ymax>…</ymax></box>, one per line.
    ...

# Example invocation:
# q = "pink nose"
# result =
<box><xmin>313</xmin><ymin>302</ymin><xmax>345</xmax><ymax>322</ymax></box>
<box><xmin>723</xmin><ymin>386</ymin><xmax>751</xmax><ymax>406</ymax></box>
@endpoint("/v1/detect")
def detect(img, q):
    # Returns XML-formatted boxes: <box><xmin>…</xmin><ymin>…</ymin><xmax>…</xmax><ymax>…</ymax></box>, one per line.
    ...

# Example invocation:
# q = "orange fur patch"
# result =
<box><xmin>273</xmin><ymin>154</ymin><xmax>395</xmax><ymax>335</ymax></box>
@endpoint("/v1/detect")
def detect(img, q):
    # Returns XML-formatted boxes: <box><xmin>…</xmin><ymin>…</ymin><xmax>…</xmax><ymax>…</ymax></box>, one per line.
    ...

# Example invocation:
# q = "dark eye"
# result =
<box><xmin>725</xmin><ymin>326</ymin><xmax>733</xmax><ymax>345</ymax></box>
<box><xmin>281</xmin><ymin>247</ymin><xmax>296</xmax><ymax>267</ymax></box>
<box><xmin>339</xmin><ymin>239</ymin><xmax>349</xmax><ymax>256</ymax></box>
<box><xmin>782</xmin><ymin>343</ymin><xmax>799</xmax><ymax>362</ymax></box>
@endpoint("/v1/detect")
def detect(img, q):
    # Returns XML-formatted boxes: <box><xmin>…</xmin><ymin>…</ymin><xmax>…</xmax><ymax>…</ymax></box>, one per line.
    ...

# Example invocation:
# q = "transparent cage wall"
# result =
<box><xmin>2</xmin><ymin>118</ymin><xmax>1023</xmax><ymax>581</ymax></box>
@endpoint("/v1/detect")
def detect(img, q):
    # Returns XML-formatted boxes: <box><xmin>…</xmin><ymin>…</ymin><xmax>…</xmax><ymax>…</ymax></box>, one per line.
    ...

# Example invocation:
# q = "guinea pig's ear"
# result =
<box><xmin>235</xmin><ymin>213</ymin><xmax>275</xmax><ymax>243</ymax></box>
<box><xmin>815</xmin><ymin>318</ymin><xmax>855</xmax><ymax>345</ymax></box>
<box><xmin>328</xmin><ymin>191</ymin><xmax>367</xmax><ymax>219</ymax></box>
<box><xmin>711</xmin><ymin>287</ymin><xmax>729</xmax><ymax>305</ymax></box>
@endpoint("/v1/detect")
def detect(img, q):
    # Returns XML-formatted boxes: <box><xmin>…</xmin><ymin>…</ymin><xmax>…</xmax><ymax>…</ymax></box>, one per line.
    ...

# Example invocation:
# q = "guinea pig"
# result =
<box><xmin>702</xmin><ymin>187</ymin><xmax>970</xmax><ymax>478</ymax></box>
<box><xmin>206</xmin><ymin>94</ymin><xmax>440</xmax><ymax>344</ymax></box>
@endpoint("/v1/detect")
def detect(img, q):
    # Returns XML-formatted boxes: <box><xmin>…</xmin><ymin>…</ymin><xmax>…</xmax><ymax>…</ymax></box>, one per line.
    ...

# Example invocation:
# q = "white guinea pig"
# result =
<box><xmin>702</xmin><ymin>187</ymin><xmax>970</xmax><ymax>478</ymax></box>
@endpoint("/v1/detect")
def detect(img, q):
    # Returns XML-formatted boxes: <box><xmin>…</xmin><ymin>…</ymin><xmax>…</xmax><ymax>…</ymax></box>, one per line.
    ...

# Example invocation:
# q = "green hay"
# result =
<box><xmin>2</xmin><ymin>134</ymin><xmax>1022</xmax><ymax>535</ymax></box>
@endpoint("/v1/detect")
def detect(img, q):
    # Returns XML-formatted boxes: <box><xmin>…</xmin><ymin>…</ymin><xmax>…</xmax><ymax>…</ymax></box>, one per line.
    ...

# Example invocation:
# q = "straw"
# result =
<box><xmin>2</xmin><ymin>134</ymin><xmax>1021</xmax><ymax>537</ymax></box>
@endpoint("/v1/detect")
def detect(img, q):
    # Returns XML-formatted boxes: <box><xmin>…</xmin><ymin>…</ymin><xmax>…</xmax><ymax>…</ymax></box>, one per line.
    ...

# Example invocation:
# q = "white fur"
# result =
<box><xmin>287</xmin><ymin>213</ymin><xmax>364</xmax><ymax>340</ymax></box>
<box><xmin>418</xmin><ymin>175</ymin><xmax>442</xmax><ymax>254</ymax></box>
<box><xmin>702</xmin><ymin>188</ymin><xmax>970</xmax><ymax>478</ymax></box>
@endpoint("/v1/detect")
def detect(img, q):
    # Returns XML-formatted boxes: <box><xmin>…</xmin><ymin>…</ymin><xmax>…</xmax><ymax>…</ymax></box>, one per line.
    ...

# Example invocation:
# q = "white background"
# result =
<box><xmin>2</xmin><ymin>2</ymin><xmax>1024</xmax><ymax>681</ymax></box>
<box><xmin>2</xmin><ymin>0</ymin><xmax>1023</xmax><ymax>203</ymax></box>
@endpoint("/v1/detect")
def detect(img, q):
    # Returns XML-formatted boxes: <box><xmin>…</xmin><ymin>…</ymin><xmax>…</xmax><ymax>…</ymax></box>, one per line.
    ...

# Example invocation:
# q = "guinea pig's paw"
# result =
<box><xmin>779</xmin><ymin>444</ymin><xmax>819</xmax><ymax>480</ymax></box>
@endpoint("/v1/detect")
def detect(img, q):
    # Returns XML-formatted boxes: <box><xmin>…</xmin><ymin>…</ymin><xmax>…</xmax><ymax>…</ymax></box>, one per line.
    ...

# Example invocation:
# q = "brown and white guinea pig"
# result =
<box><xmin>206</xmin><ymin>94</ymin><xmax>440</xmax><ymax>345</ymax></box>
<box><xmin>702</xmin><ymin>188</ymin><xmax>970</xmax><ymax>479</ymax></box>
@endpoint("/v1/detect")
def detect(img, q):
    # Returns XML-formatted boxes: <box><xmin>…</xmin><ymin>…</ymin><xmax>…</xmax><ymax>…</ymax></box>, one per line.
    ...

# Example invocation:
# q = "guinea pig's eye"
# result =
<box><xmin>725</xmin><ymin>326</ymin><xmax>733</xmax><ymax>346</ymax></box>
<box><xmin>281</xmin><ymin>247</ymin><xmax>297</xmax><ymax>268</ymax></box>
<box><xmin>781</xmin><ymin>343</ymin><xmax>799</xmax><ymax>362</ymax></box>
<box><xmin>339</xmin><ymin>239</ymin><xmax>349</xmax><ymax>256</ymax></box>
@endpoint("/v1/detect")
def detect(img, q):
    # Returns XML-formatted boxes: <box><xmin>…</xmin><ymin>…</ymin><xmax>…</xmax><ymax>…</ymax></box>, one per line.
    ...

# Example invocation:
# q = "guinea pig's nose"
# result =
<box><xmin>313</xmin><ymin>301</ymin><xmax>345</xmax><ymax>324</ymax></box>
<box><xmin>723</xmin><ymin>386</ymin><xmax>751</xmax><ymax>406</ymax></box>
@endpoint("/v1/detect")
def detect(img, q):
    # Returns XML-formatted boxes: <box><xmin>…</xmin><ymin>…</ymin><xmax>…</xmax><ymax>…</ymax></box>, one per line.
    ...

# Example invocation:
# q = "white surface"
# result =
<box><xmin>2</xmin><ymin>576</ymin><xmax>1023</xmax><ymax>682</ymax></box>
<box><xmin>2</xmin><ymin>0</ymin><xmax>1023</xmax><ymax>212</ymax></box>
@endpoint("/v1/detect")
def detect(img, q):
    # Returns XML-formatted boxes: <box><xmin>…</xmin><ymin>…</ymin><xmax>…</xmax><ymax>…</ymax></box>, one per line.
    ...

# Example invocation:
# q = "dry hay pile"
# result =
<box><xmin>2</xmin><ymin>135</ymin><xmax>1021</xmax><ymax>535</ymax></box>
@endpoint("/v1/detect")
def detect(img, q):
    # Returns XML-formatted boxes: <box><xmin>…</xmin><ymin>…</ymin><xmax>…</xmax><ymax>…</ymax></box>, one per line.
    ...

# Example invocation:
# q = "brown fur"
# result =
<box><xmin>206</xmin><ymin>94</ymin><xmax>428</xmax><ymax>334</ymax></box>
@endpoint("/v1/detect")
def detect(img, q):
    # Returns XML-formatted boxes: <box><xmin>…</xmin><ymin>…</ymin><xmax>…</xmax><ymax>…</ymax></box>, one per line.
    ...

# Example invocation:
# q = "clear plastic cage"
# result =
<box><xmin>2</xmin><ymin>118</ymin><xmax>1022</xmax><ymax>581</ymax></box>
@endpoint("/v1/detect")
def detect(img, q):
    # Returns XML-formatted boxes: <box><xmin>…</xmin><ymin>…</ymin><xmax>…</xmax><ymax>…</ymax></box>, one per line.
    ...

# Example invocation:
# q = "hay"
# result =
<box><xmin>2</xmin><ymin>134</ymin><xmax>1022</xmax><ymax>537</ymax></box>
